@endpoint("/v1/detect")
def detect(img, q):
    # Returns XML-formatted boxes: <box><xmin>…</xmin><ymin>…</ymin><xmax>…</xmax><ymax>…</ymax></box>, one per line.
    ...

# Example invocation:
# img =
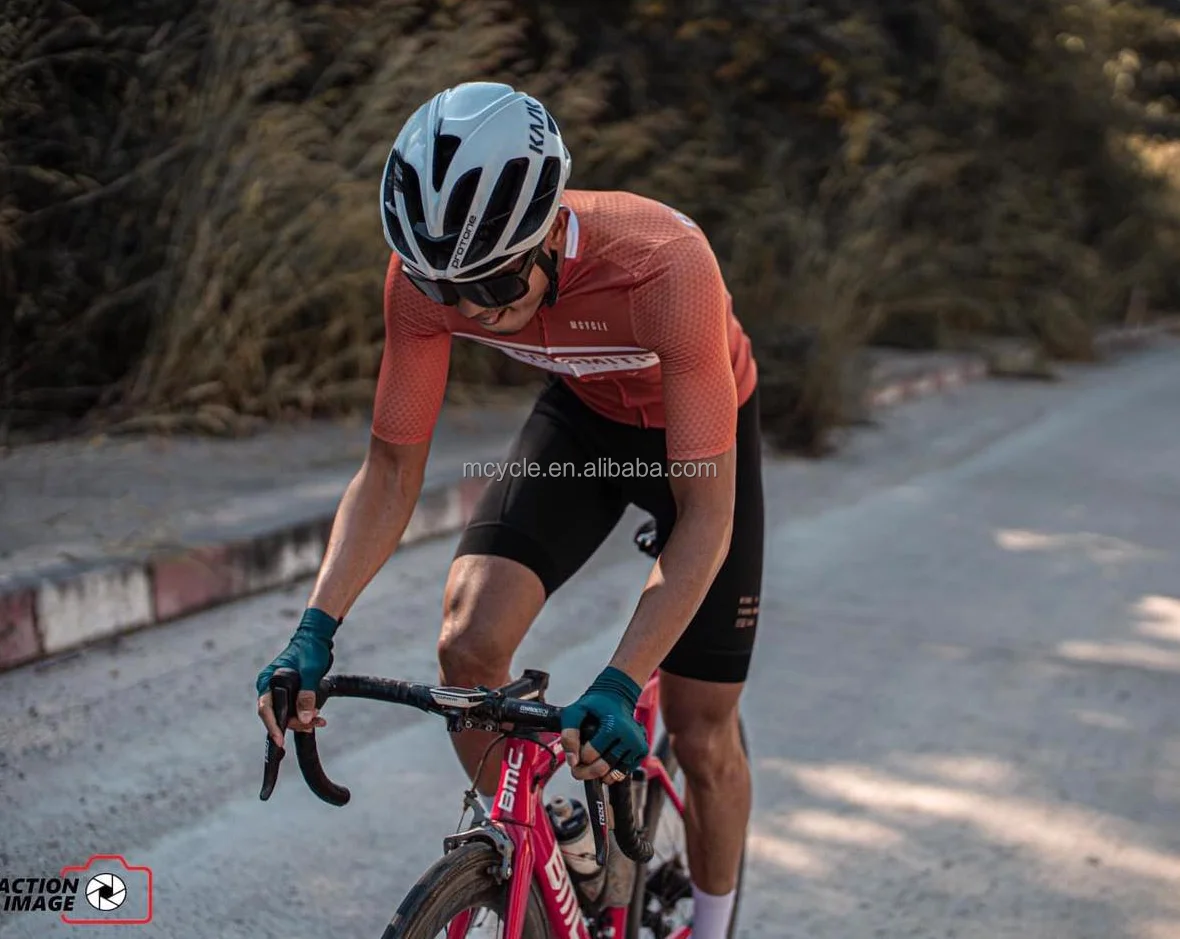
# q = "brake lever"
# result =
<box><xmin>584</xmin><ymin>778</ymin><xmax>610</xmax><ymax>867</ymax></box>
<box><xmin>575</xmin><ymin>712</ymin><xmax>611</xmax><ymax>865</ymax></box>
<box><xmin>259</xmin><ymin>667</ymin><xmax>299</xmax><ymax>800</ymax></box>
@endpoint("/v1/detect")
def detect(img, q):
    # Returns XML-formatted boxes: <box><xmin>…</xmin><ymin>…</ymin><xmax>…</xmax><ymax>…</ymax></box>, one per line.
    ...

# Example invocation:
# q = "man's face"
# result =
<box><xmin>455</xmin><ymin>256</ymin><xmax>552</xmax><ymax>334</ymax></box>
<box><xmin>454</xmin><ymin>210</ymin><xmax>567</xmax><ymax>334</ymax></box>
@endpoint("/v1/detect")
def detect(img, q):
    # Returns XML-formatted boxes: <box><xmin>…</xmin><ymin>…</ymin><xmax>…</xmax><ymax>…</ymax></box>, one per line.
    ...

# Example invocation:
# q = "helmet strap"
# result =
<box><xmin>537</xmin><ymin>248</ymin><xmax>560</xmax><ymax>307</ymax></box>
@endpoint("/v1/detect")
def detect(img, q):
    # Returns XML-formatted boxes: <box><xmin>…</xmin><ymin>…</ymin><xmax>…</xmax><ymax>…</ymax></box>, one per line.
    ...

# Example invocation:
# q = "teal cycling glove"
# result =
<box><xmin>562</xmin><ymin>666</ymin><xmax>649</xmax><ymax>774</ymax></box>
<box><xmin>255</xmin><ymin>607</ymin><xmax>340</xmax><ymax>700</ymax></box>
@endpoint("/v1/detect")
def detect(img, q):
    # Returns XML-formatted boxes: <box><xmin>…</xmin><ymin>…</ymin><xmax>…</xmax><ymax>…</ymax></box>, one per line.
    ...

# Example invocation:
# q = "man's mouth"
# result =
<box><xmin>477</xmin><ymin>308</ymin><xmax>506</xmax><ymax>327</ymax></box>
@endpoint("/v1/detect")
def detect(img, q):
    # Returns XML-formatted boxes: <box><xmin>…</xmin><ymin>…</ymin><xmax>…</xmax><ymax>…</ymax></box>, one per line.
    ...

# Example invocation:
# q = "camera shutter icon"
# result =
<box><xmin>85</xmin><ymin>873</ymin><xmax>127</xmax><ymax>911</ymax></box>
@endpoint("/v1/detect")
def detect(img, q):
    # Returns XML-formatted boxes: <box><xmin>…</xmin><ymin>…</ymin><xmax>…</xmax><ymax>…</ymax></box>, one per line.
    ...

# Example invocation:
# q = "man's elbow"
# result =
<box><xmin>675</xmin><ymin>498</ymin><xmax>733</xmax><ymax>577</ymax></box>
<box><xmin>670</xmin><ymin>453</ymin><xmax>735</xmax><ymax>574</ymax></box>
<box><xmin>712</xmin><ymin>511</ymin><xmax>734</xmax><ymax>577</ymax></box>
<box><xmin>363</xmin><ymin>434</ymin><xmax>429</xmax><ymax>499</ymax></box>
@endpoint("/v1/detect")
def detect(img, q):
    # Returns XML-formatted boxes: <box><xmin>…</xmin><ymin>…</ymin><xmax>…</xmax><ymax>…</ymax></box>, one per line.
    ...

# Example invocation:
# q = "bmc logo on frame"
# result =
<box><xmin>496</xmin><ymin>745</ymin><xmax>526</xmax><ymax>813</ymax></box>
<box><xmin>0</xmin><ymin>855</ymin><xmax>153</xmax><ymax>925</ymax></box>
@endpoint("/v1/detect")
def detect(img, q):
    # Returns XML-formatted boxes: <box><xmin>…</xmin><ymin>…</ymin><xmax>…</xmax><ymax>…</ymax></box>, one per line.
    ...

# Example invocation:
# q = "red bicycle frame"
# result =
<box><xmin>445</xmin><ymin>672</ymin><xmax>686</xmax><ymax>939</ymax></box>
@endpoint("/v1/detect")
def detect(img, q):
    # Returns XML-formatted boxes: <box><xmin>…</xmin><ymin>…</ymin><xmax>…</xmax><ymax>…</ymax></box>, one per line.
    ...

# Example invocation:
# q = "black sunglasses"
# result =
<box><xmin>402</xmin><ymin>245</ymin><xmax>542</xmax><ymax>308</ymax></box>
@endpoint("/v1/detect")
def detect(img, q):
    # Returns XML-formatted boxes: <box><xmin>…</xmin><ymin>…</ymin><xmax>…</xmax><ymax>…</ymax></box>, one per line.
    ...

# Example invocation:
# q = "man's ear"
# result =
<box><xmin>545</xmin><ymin>207</ymin><xmax>569</xmax><ymax>253</ymax></box>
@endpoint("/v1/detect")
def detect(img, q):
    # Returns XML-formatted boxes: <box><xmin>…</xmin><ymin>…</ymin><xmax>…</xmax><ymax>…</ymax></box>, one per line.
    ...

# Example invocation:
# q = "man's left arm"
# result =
<box><xmin>560</xmin><ymin>232</ymin><xmax>739</xmax><ymax>780</ymax></box>
<box><xmin>610</xmin><ymin>234</ymin><xmax>739</xmax><ymax>686</ymax></box>
<box><xmin>609</xmin><ymin>450</ymin><xmax>735</xmax><ymax>685</ymax></box>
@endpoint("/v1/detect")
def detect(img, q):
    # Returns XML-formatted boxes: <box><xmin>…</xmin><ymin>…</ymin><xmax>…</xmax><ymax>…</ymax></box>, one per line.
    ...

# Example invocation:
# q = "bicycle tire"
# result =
<box><xmin>382</xmin><ymin>841</ymin><xmax>553</xmax><ymax>939</ymax></box>
<box><xmin>625</xmin><ymin>722</ymin><xmax>748</xmax><ymax>939</ymax></box>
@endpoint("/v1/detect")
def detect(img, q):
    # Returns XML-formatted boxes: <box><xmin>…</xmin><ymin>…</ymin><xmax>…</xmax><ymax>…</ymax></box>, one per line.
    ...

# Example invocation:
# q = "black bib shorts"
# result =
<box><xmin>454</xmin><ymin>377</ymin><xmax>764</xmax><ymax>684</ymax></box>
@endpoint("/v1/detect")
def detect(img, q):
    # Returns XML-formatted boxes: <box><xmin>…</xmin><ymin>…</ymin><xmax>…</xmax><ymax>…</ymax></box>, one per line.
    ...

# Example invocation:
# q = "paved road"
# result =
<box><xmin>2</xmin><ymin>342</ymin><xmax>1178</xmax><ymax>939</ymax></box>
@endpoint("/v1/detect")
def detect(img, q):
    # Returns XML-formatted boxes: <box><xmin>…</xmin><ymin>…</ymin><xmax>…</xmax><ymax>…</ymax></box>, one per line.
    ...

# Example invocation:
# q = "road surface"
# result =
<box><xmin>2</xmin><ymin>342</ymin><xmax>1178</xmax><ymax>938</ymax></box>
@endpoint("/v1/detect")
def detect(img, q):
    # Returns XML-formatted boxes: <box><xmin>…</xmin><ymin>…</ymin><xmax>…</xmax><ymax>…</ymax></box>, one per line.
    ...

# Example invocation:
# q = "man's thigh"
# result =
<box><xmin>659</xmin><ymin>671</ymin><xmax>745</xmax><ymax>740</ymax></box>
<box><xmin>453</xmin><ymin>379</ymin><xmax>629</xmax><ymax>598</ymax></box>
<box><xmin>438</xmin><ymin>554</ymin><xmax>547</xmax><ymax>673</ymax></box>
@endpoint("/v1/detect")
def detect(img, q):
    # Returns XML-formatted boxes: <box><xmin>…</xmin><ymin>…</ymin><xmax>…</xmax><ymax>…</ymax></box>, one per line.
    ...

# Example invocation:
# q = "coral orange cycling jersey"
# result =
<box><xmin>371</xmin><ymin>189</ymin><xmax>758</xmax><ymax>462</ymax></box>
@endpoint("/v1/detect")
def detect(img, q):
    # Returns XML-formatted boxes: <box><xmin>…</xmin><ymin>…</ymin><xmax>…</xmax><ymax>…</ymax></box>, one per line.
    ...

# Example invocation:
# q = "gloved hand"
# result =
<box><xmin>255</xmin><ymin>608</ymin><xmax>340</xmax><ymax>748</ymax></box>
<box><xmin>560</xmin><ymin>666</ymin><xmax>649</xmax><ymax>781</ymax></box>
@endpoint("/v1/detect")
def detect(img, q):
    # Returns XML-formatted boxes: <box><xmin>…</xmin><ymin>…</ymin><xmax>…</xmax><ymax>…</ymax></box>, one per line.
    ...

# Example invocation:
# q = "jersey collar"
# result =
<box><xmin>563</xmin><ymin>205</ymin><xmax>580</xmax><ymax>260</ymax></box>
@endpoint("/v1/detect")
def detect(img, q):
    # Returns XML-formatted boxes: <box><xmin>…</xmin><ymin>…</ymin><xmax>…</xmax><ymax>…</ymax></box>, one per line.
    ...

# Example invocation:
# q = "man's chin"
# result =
<box><xmin>480</xmin><ymin>309</ymin><xmax>539</xmax><ymax>335</ymax></box>
<box><xmin>477</xmin><ymin>321</ymin><xmax>518</xmax><ymax>335</ymax></box>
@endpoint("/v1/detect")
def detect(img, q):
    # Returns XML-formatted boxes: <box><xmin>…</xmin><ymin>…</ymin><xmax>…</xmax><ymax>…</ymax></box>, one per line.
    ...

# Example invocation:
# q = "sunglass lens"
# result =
<box><xmin>458</xmin><ymin>276</ymin><xmax>530</xmax><ymax>308</ymax></box>
<box><xmin>401</xmin><ymin>245</ymin><xmax>542</xmax><ymax>308</ymax></box>
<box><xmin>405</xmin><ymin>273</ymin><xmax>458</xmax><ymax>305</ymax></box>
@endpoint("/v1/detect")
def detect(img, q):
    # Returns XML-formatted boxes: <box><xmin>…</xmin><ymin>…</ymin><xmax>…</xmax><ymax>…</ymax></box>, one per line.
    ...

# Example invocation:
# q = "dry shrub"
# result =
<box><xmin>3</xmin><ymin>0</ymin><xmax>1180</xmax><ymax>448</ymax></box>
<box><xmin>121</xmin><ymin>0</ymin><xmax>612</xmax><ymax>424</ymax></box>
<box><xmin>1</xmin><ymin>0</ymin><xmax>202</xmax><ymax>436</ymax></box>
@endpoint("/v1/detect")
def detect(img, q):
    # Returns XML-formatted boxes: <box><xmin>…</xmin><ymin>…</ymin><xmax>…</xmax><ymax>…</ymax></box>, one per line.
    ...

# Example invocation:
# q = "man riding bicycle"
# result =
<box><xmin>257</xmin><ymin>81</ymin><xmax>764</xmax><ymax>939</ymax></box>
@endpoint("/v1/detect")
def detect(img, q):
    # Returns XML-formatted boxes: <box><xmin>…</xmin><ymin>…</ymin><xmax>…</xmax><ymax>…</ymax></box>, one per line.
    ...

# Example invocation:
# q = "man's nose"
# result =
<box><xmin>456</xmin><ymin>299</ymin><xmax>483</xmax><ymax>319</ymax></box>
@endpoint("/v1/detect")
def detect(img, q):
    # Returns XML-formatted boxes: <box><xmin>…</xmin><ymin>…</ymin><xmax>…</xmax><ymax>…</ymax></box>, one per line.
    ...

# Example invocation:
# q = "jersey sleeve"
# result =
<box><xmin>371</xmin><ymin>254</ymin><xmax>453</xmax><ymax>445</ymax></box>
<box><xmin>631</xmin><ymin>236</ymin><xmax>739</xmax><ymax>462</ymax></box>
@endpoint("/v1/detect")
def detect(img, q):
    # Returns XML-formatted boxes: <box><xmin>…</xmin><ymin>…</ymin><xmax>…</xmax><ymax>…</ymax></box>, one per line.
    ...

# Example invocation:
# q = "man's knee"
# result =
<box><xmin>438</xmin><ymin>582</ymin><xmax>502</xmax><ymax>682</ymax></box>
<box><xmin>669</xmin><ymin>716</ymin><xmax>744</xmax><ymax>780</ymax></box>
<box><xmin>660</xmin><ymin>670</ymin><xmax>747</xmax><ymax>788</ymax></box>
<box><xmin>437</xmin><ymin>630</ymin><xmax>506</xmax><ymax>685</ymax></box>
<box><xmin>437</xmin><ymin>555</ymin><xmax>544</xmax><ymax>684</ymax></box>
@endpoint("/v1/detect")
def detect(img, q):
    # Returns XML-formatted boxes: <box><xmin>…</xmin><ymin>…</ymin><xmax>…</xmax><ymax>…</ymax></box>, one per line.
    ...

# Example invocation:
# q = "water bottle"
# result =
<box><xmin>546</xmin><ymin>796</ymin><xmax>605</xmax><ymax>906</ymax></box>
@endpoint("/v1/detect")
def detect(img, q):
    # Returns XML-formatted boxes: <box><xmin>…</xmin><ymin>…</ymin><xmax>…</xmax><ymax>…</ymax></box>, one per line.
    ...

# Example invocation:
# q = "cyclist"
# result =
<box><xmin>257</xmin><ymin>81</ymin><xmax>763</xmax><ymax>938</ymax></box>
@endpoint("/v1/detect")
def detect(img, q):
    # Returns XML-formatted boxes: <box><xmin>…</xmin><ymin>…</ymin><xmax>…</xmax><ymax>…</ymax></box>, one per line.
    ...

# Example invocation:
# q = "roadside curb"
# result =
<box><xmin>0</xmin><ymin>476</ymin><xmax>492</xmax><ymax>673</ymax></box>
<box><xmin>865</xmin><ymin>356</ymin><xmax>989</xmax><ymax>410</ymax></box>
<box><xmin>1091</xmin><ymin>315</ymin><xmax>1180</xmax><ymax>353</ymax></box>
<box><xmin>0</xmin><ymin>320</ymin><xmax>1173</xmax><ymax>672</ymax></box>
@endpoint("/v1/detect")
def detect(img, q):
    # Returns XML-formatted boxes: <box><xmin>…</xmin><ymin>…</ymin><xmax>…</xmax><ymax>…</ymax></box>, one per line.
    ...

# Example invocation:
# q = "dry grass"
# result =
<box><xmin>3</xmin><ymin>0</ymin><xmax>1179</xmax><ymax>449</ymax></box>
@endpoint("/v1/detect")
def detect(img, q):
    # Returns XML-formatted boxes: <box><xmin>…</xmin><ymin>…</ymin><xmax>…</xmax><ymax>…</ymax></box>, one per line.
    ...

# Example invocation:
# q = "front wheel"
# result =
<box><xmin>626</xmin><ymin>724</ymin><xmax>748</xmax><ymax>939</ymax></box>
<box><xmin>382</xmin><ymin>841</ymin><xmax>553</xmax><ymax>939</ymax></box>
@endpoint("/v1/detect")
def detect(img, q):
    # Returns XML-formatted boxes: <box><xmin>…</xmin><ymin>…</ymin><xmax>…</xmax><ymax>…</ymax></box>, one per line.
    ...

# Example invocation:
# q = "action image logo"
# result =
<box><xmin>61</xmin><ymin>855</ymin><xmax>153</xmax><ymax>925</ymax></box>
<box><xmin>0</xmin><ymin>855</ymin><xmax>153</xmax><ymax>925</ymax></box>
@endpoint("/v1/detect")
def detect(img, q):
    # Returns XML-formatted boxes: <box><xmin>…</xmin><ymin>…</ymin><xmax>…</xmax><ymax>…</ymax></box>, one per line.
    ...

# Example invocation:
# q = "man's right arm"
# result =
<box><xmin>304</xmin><ymin>435</ymin><xmax>430</xmax><ymax>620</ymax></box>
<box><xmin>305</xmin><ymin>255</ymin><xmax>452</xmax><ymax>620</ymax></box>
<box><xmin>256</xmin><ymin>255</ymin><xmax>450</xmax><ymax>741</ymax></box>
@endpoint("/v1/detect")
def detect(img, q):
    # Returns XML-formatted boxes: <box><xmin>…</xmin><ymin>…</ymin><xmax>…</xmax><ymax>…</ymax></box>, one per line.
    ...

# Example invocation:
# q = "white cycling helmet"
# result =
<box><xmin>380</xmin><ymin>82</ymin><xmax>572</xmax><ymax>283</ymax></box>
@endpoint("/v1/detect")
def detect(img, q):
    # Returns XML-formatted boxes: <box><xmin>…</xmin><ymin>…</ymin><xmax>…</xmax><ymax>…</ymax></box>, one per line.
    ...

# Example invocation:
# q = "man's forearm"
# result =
<box><xmin>306</xmin><ymin>458</ymin><xmax>423</xmax><ymax>620</ymax></box>
<box><xmin>609</xmin><ymin>506</ymin><xmax>733</xmax><ymax>685</ymax></box>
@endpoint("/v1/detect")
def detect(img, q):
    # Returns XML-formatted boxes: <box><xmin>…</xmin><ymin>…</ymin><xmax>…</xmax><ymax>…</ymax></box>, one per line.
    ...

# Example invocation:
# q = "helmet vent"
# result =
<box><xmin>443</xmin><ymin>168</ymin><xmax>482</xmax><ymax>235</ymax></box>
<box><xmin>432</xmin><ymin>134</ymin><xmax>462</xmax><ymax>191</ymax></box>
<box><xmin>464</xmin><ymin>158</ymin><xmax>528</xmax><ymax>267</ymax></box>
<box><xmin>384</xmin><ymin>214</ymin><xmax>412</xmax><ymax>258</ymax></box>
<box><xmin>397</xmin><ymin>157</ymin><xmax>425</xmax><ymax>230</ymax></box>
<box><xmin>507</xmin><ymin>156</ymin><xmax>562</xmax><ymax>249</ymax></box>
<box><xmin>382</xmin><ymin>155</ymin><xmax>414</xmax><ymax>257</ymax></box>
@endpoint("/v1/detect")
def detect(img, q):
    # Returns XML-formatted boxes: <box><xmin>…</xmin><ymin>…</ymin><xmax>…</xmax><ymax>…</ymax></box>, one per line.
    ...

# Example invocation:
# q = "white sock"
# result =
<box><xmin>691</xmin><ymin>883</ymin><xmax>736</xmax><ymax>939</ymax></box>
